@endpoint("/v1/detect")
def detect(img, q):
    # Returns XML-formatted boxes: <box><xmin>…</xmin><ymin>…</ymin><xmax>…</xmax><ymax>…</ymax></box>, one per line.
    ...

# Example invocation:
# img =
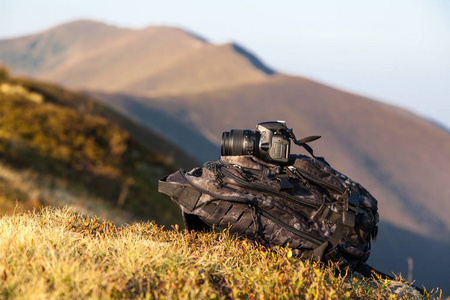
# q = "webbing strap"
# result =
<box><xmin>158</xmin><ymin>177</ymin><xmax>202</xmax><ymax>211</ymax></box>
<box><xmin>355</xmin><ymin>262</ymin><xmax>394</xmax><ymax>280</ymax></box>
<box><xmin>179</xmin><ymin>169</ymin><xmax>254</xmax><ymax>205</ymax></box>
<box><xmin>302</xmin><ymin>220</ymin><xmax>346</xmax><ymax>262</ymax></box>
<box><xmin>310</xmin><ymin>241</ymin><xmax>330</xmax><ymax>261</ymax></box>
<box><xmin>329</xmin><ymin>221</ymin><xmax>346</xmax><ymax>248</ymax></box>
<box><xmin>314</xmin><ymin>206</ymin><xmax>341</xmax><ymax>224</ymax></box>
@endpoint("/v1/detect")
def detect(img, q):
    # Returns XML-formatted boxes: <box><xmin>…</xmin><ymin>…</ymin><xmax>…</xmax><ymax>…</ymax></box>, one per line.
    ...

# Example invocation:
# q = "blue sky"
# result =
<box><xmin>1</xmin><ymin>0</ymin><xmax>449</xmax><ymax>128</ymax></box>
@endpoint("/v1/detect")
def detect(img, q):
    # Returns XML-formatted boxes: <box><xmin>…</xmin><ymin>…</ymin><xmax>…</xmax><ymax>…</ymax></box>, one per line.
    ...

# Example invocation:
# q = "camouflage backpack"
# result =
<box><xmin>158</xmin><ymin>154</ymin><xmax>379</xmax><ymax>272</ymax></box>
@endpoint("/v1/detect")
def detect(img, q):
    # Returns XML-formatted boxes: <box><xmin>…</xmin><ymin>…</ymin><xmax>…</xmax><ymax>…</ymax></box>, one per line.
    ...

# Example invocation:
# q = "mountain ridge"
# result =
<box><xmin>0</xmin><ymin>20</ymin><xmax>274</xmax><ymax>97</ymax></box>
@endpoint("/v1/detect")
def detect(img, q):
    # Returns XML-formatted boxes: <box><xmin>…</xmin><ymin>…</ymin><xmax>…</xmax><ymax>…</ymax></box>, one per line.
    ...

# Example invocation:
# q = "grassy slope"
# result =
<box><xmin>0</xmin><ymin>66</ymin><xmax>187</xmax><ymax>226</ymax></box>
<box><xmin>0</xmin><ymin>207</ymin><xmax>436</xmax><ymax>299</ymax></box>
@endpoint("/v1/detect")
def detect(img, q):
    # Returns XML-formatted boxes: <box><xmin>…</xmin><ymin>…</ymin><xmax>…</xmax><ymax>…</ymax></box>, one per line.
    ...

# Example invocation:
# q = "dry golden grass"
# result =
<box><xmin>0</xmin><ymin>207</ymin><xmax>439</xmax><ymax>299</ymax></box>
<box><xmin>0</xmin><ymin>70</ymin><xmax>184</xmax><ymax>226</ymax></box>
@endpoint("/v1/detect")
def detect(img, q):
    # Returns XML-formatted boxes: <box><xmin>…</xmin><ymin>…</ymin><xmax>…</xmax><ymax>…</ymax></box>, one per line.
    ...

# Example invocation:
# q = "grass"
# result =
<box><xmin>0</xmin><ymin>207</ymin><xmax>441</xmax><ymax>299</ymax></box>
<box><xmin>0</xmin><ymin>66</ymin><xmax>183</xmax><ymax>226</ymax></box>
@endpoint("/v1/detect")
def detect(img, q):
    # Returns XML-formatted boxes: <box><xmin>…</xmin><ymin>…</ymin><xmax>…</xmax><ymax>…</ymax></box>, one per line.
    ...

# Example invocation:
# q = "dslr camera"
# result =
<box><xmin>221</xmin><ymin>121</ymin><xmax>291</xmax><ymax>164</ymax></box>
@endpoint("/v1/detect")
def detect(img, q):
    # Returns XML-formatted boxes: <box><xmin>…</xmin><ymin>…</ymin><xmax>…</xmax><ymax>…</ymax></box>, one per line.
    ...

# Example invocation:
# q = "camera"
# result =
<box><xmin>221</xmin><ymin>121</ymin><xmax>291</xmax><ymax>164</ymax></box>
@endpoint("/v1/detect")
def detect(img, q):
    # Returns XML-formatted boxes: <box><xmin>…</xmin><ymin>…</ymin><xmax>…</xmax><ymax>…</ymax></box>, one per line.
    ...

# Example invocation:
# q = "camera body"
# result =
<box><xmin>221</xmin><ymin>121</ymin><xmax>291</xmax><ymax>164</ymax></box>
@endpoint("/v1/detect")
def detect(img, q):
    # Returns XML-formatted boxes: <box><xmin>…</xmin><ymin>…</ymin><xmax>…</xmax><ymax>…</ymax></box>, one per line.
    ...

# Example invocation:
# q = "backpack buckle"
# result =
<box><xmin>343</xmin><ymin>190</ymin><xmax>359</xmax><ymax>227</ymax></box>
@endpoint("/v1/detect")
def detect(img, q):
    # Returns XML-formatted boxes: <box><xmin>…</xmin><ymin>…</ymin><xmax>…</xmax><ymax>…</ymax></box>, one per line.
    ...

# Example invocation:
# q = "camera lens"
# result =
<box><xmin>221</xmin><ymin>129</ymin><xmax>259</xmax><ymax>156</ymax></box>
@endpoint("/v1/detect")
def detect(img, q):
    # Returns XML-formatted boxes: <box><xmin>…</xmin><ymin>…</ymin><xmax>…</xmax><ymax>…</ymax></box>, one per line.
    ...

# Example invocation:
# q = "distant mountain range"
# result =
<box><xmin>0</xmin><ymin>20</ymin><xmax>271</xmax><ymax>97</ymax></box>
<box><xmin>1</xmin><ymin>20</ymin><xmax>449</xmax><ymax>292</ymax></box>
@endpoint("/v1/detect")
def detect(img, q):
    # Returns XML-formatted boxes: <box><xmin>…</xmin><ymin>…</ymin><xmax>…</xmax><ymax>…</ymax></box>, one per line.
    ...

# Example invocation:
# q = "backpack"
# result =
<box><xmin>158</xmin><ymin>154</ymin><xmax>379</xmax><ymax>272</ymax></box>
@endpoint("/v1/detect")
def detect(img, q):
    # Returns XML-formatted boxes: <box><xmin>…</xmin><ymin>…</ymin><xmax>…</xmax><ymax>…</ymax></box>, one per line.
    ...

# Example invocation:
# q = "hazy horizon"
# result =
<box><xmin>1</xmin><ymin>0</ymin><xmax>449</xmax><ymax>129</ymax></box>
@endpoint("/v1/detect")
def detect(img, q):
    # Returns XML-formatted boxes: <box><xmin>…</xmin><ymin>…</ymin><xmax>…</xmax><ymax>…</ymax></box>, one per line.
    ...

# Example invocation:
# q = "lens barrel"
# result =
<box><xmin>221</xmin><ymin>129</ymin><xmax>259</xmax><ymax>156</ymax></box>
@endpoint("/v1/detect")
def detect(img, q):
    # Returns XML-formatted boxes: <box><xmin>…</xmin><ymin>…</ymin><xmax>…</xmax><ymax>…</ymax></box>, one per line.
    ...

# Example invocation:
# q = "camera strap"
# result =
<box><xmin>285</xmin><ymin>130</ymin><xmax>331</xmax><ymax>166</ymax></box>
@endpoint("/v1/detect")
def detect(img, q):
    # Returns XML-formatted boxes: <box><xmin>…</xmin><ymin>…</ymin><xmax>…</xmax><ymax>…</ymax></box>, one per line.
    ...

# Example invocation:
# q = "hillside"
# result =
<box><xmin>0</xmin><ymin>207</ymin><xmax>432</xmax><ymax>299</ymax></box>
<box><xmin>0</xmin><ymin>66</ymin><xmax>195</xmax><ymax>225</ymax></box>
<box><xmin>1</xmin><ymin>20</ymin><xmax>449</xmax><ymax>292</ymax></box>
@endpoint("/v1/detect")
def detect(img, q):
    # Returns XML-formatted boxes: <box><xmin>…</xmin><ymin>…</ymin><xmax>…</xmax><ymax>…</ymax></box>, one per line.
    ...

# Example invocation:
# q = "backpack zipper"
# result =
<box><xmin>258</xmin><ymin>208</ymin><xmax>323</xmax><ymax>246</ymax></box>
<box><xmin>221</xmin><ymin>167</ymin><xmax>320</xmax><ymax>209</ymax></box>
<box><xmin>287</xmin><ymin>166</ymin><xmax>347</xmax><ymax>195</ymax></box>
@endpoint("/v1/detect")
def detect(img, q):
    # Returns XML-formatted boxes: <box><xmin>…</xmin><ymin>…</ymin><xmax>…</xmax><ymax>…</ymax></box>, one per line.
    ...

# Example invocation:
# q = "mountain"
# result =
<box><xmin>0</xmin><ymin>20</ymin><xmax>272</xmax><ymax>97</ymax></box>
<box><xmin>0</xmin><ymin>65</ymin><xmax>196</xmax><ymax>226</ymax></box>
<box><xmin>1</xmin><ymin>20</ymin><xmax>449</xmax><ymax>292</ymax></box>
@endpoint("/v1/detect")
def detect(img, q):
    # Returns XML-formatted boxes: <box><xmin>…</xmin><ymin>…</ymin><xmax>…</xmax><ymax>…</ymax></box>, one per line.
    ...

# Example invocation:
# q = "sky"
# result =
<box><xmin>1</xmin><ymin>0</ymin><xmax>449</xmax><ymax>129</ymax></box>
